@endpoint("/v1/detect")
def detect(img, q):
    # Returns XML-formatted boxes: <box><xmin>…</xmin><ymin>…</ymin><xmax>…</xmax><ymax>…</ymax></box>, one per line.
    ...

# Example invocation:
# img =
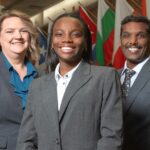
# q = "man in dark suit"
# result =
<box><xmin>120</xmin><ymin>15</ymin><xmax>150</xmax><ymax>150</ymax></box>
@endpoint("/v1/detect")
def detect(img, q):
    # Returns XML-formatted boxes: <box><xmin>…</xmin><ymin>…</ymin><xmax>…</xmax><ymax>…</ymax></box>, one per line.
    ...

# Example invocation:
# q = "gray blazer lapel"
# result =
<box><xmin>0</xmin><ymin>53</ymin><xmax>10</xmax><ymax>82</ymax></box>
<box><xmin>41</xmin><ymin>74</ymin><xmax>59</xmax><ymax>126</ymax></box>
<box><xmin>118</xmin><ymin>69</ymin><xmax>123</xmax><ymax>76</ymax></box>
<box><xmin>125</xmin><ymin>59</ymin><xmax>150</xmax><ymax>114</ymax></box>
<box><xmin>0</xmin><ymin>53</ymin><xmax>23</xmax><ymax>109</ymax></box>
<box><xmin>59</xmin><ymin>61</ymin><xmax>92</xmax><ymax>122</ymax></box>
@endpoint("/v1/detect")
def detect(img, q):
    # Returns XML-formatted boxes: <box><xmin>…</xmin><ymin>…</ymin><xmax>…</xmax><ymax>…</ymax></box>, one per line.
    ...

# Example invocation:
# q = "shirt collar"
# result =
<box><xmin>26</xmin><ymin>61</ymin><xmax>37</xmax><ymax>77</ymax></box>
<box><xmin>122</xmin><ymin>57</ymin><xmax>150</xmax><ymax>75</ymax></box>
<box><xmin>55</xmin><ymin>62</ymin><xmax>81</xmax><ymax>82</ymax></box>
<box><xmin>133</xmin><ymin>57</ymin><xmax>150</xmax><ymax>74</ymax></box>
<box><xmin>2</xmin><ymin>52</ymin><xmax>37</xmax><ymax>77</ymax></box>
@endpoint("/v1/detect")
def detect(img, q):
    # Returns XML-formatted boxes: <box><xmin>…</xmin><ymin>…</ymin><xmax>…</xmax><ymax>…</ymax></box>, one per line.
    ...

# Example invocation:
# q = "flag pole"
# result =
<box><xmin>78</xmin><ymin>1</ymin><xmax>97</xmax><ymax>20</ymax></box>
<box><xmin>105</xmin><ymin>0</ymin><xmax>115</xmax><ymax>11</ymax></box>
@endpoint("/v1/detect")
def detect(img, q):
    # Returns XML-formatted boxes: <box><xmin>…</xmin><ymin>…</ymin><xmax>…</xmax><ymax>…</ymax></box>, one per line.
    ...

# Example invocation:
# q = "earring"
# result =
<box><xmin>51</xmin><ymin>47</ymin><xmax>55</xmax><ymax>52</ymax></box>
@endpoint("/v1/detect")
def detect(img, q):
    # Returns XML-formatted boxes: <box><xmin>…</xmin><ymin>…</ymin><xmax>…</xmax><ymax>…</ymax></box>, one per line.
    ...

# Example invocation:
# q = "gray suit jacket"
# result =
<box><xmin>17</xmin><ymin>61</ymin><xmax>123</xmax><ymax>150</ymax></box>
<box><xmin>0</xmin><ymin>53</ymin><xmax>23</xmax><ymax>150</ymax></box>
<box><xmin>120</xmin><ymin>59</ymin><xmax>150</xmax><ymax>150</ymax></box>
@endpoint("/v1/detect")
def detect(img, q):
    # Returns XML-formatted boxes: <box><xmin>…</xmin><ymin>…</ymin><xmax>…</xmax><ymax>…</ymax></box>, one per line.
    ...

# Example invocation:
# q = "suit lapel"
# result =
<box><xmin>41</xmin><ymin>73</ymin><xmax>59</xmax><ymax>126</ymax></box>
<box><xmin>0</xmin><ymin>53</ymin><xmax>23</xmax><ymax>110</ymax></box>
<box><xmin>124</xmin><ymin>59</ymin><xmax>150</xmax><ymax>114</ymax></box>
<box><xmin>118</xmin><ymin>69</ymin><xmax>123</xmax><ymax>76</ymax></box>
<box><xmin>0</xmin><ymin>53</ymin><xmax>10</xmax><ymax>82</ymax></box>
<box><xmin>59</xmin><ymin>61</ymin><xmax>92</xmax><ymax>122</ymax></box>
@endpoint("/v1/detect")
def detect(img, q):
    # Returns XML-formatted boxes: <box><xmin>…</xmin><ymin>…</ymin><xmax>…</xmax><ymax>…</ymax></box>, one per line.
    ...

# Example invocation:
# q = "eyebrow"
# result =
<box><xmin>3</xmin><ymin>27</ymin><xmax>28</xmax><ymax>30</ymax></box>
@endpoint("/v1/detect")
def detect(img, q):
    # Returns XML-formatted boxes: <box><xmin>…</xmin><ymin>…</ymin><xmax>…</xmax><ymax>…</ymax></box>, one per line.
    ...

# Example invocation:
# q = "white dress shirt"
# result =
<box><xmin>55</xmin><ymin>62</ymin><xmax>81</xmax><ymax>110</ymax></box>
<box><xmin>121</xmin><ymin>57</ymin><xmax>150</xmax><ymax>87</ymax></box>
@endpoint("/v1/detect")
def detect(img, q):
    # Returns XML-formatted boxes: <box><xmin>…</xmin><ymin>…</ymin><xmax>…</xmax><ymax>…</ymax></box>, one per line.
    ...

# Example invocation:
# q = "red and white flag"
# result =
<box><xmin>141</xmin><ymin>0</ymin><xmax>150</xmax><ymax>18</ymax></box>
<box><xmin>96</xmin><ymin>0</ymin><xmax>115</xmax><ymax>66</ymax></box>
<box><xmin>112</xmin><ymin>0</ymin><xmax>134</xmax><ymax>69</ymax></box>
<box><xmin>79</xmin><ymin>5</ymin><xmax>97</xmax><ymax>61</ymax></box>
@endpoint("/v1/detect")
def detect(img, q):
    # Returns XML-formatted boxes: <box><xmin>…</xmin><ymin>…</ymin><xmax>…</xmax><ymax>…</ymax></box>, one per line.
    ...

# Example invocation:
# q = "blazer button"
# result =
<box><xmin>55</xmin><ymin>138</ymin><xmax>60</xmax><ymax>145</ymax></box>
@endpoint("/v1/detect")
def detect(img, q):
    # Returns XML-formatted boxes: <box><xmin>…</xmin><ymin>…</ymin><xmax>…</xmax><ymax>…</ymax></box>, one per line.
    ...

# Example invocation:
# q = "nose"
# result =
<box><xmin>129</xmin><ymin>35</ymin><xmax>137</xmax><ymax>45</ymax></box>
<box><xmin>62</xmin><ymin>34</ymin><xmax>72</xmax><ymax>43</ymax></box>
<box><xmin>14</xmin><ymin>30</ymin><xmax>22</xmax><ymax>38</ymax></box>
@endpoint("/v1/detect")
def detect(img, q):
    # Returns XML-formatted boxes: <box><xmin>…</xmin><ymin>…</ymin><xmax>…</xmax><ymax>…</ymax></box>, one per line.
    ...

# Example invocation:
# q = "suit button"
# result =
<box><xmin>55</xmin><ymin>139</ymin><xmax>60</xmax><ymax>144</ymax></box>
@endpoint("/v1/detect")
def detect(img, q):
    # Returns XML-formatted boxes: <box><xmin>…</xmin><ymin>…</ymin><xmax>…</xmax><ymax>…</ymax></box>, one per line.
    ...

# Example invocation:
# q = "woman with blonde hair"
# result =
<box><xmin>0</xmin><ymin>10</ymin><xmax>39</xmax><ymax>150</ymax></box>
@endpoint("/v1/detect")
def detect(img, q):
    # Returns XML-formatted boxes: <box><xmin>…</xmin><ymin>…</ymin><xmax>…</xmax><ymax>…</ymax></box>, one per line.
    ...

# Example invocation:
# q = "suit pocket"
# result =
<box><xmin>0</xmin><ymin>136</ymin><xmax>7</xmax><ymax>149</ymax></box>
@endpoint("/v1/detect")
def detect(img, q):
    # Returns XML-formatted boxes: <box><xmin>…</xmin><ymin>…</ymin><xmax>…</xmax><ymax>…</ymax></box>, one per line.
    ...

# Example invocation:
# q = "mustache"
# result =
<box><xmin>125</xmin><ymin>44</ymin><xmax>142</xmax><ymax>49</ymax></box>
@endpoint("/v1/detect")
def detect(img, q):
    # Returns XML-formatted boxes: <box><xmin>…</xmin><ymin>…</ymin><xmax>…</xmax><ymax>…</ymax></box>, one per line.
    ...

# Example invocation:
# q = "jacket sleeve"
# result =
<box><xmin>97</xmin><ymin>68</ymin><xmax>123</xmax><ymax>150</ymax></box>
<box><xmin>16</xmin><ymin>84</ymin><xmax>38</xmax><ymax>150</ymax></box>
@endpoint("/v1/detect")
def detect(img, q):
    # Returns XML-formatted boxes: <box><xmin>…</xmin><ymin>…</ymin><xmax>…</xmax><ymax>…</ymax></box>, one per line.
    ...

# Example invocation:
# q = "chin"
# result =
<box><xmin>129</xmin><ymin>58</ymin><xmax>145</xmax><ymax>64</ymax></box>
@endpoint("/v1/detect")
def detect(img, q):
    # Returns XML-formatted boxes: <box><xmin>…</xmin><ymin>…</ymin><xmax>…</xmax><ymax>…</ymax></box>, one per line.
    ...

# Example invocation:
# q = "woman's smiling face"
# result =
<box><xmin>52</xmin><ymin>16</ymin><xmax>85</xmax><ymax>65</ymax></box>
<box><xmin>0</xmin><ymin>16</ymin><xmax>30</xmax><ymax>58</ymax></box>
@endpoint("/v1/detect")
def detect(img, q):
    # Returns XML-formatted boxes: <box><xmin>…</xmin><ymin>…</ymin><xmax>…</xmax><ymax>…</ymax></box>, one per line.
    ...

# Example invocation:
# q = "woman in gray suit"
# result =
<box><xmin>17</xmin><ymin>13</ymin><xmax>123</xmax><ymax>150</ymax></box>
<box><xmin>0</xmin><ymin>10</ymin><xmax>39</xmax><ymax>150</ymax></box>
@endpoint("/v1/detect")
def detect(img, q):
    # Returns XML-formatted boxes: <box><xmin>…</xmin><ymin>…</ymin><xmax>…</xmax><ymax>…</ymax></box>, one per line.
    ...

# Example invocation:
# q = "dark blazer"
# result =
<box><xmin>120</xmin><ymin>59</ymin><xmax>150</xmax><ymax>150</ymax></box>
<box><xmin>16</xmin><ymin>61</ymin><xmax>123</xmax><ymax>150</ymax></box>
<box><xmin>0</xmin><ymin>53</ymin><xmax>23</xmax><ymax>150</ymax></box>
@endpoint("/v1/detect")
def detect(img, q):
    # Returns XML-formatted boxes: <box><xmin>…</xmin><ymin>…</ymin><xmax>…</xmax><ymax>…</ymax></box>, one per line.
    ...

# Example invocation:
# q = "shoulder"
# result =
<box><xmin>90</xmin><ymin>65</ymin><xmax>118</xmax><ymax>76</ymax></box>
<box><xmin>87</xmin><ymin>65</ymin><xmax>120</xmax><ymax>87</ymax></box>
<box><xmin>30</xmin><ymin>72</ymin><xmax>55</xmax><ymax>90</ymax></box>
<box><xmin>0</xmin><ymin>52</ymin><xmax>4</xmax><ymax>66</ymax></box>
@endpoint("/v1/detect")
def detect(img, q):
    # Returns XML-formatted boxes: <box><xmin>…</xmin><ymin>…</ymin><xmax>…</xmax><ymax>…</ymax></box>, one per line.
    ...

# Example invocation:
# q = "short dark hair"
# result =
<box><xmin>120</xmin><ymin>15</ymin><xmax>150</xmax><ymax>36</ymax></box>
<box><xmin>47</xmin><ymin>13</ymin><xmax>93</xmax><ymax>71</ymax></box>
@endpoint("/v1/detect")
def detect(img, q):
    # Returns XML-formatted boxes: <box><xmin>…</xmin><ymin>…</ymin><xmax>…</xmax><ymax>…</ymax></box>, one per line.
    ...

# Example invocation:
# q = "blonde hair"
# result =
<box><xmin>0</xmin><ymin>10</ymin><xmax>40</xmax><ymax>64</ymax></box>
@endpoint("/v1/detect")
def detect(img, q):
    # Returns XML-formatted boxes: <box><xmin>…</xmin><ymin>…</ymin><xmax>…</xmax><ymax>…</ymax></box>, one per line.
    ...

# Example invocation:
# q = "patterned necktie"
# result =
<box><xmin>122</xmin><ymin>69</ymin><xmax>136</xmax><ymax>97</ymax></box>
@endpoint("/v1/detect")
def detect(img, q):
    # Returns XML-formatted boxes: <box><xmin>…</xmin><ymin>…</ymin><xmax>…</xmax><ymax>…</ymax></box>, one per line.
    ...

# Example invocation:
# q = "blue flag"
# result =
<box><xmin>37</xmin><ymin>27</ymin><xmax>48</xmax><ymax>75</ymax></box>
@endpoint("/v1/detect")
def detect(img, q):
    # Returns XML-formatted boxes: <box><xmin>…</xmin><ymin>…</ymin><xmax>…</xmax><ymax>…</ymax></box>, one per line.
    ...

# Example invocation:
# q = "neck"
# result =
<box><xmin>127</xmin><ymin>62</ymin><xmax>136</xmax><ymax>69</ymax></box>
<box><xmin>59</xmin><ymin>59</ymin><xmax>80</xmax><ymax>76</ymax></box>
<box><xmin>3</xmin><ymin>51</ymin><xmax>26</xmax><ymax>68</ymax></box>
<box><xmin>127</xmin><ymin>57</ymin><xmax>149</xmax><ymax>69</ymax></box>
<box><xmin>3</xmin><ymin>52</ymin><xmax>27</xmax><ymax>80</ymax></box>
<box><xmin>59</xmin><ymin>62</ymin><xmax>78</xmax><ymax>76</ymax></box>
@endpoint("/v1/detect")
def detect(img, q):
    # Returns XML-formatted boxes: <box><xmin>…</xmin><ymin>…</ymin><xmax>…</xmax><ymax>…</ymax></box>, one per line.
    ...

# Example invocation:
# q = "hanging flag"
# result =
<box><xmin>79</xmin><ymin>5</ymin><xmax>97</xmax><ymax>61</ymax></box>
<box><xmin>47</xmin><ymin>21</ymin><xmax>53</xmax><ymax>51</ymax></box>
<box><xmin>141</xmin><ymin>0</ymin><xmax>150</xmax><ymax>18</ymax></box>
<box><xmin>37</xmin><ymin>27</ymin><xmax>48</xmax><ymax>75</ymax></box>
<box><xmin>96</xmin><ymin>0</ymin><xmax>115</xmax><ymax>66</ymax></box>
<box><xmin>142</xmin><ymin>0</ymin><xmax>146</xmax><ymax>16</ymax></box>
<box><xmin>112</xmin><ymin>0</ymin><xmax>134</xmax><ymax>69</ymax></box>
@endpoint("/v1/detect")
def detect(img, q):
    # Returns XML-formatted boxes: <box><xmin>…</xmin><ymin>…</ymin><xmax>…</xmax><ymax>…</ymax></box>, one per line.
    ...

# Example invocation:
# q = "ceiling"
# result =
<box><xmin>0</xmin><ymin>0</ymin><xmax>143</xmax><ymax>17</ymax></box>
<box><xmin>0</xmin><ymin>0</ymin><xmax>97</xmax><ymax>27</ymax></box>
<box><xmin>0</xmin><ymin>0</ymin><xmax>143</xmax><ymax>28</ymax></box>
<box><xmin>0</xmin><ymin>0</ymin><xmax>64</xmax><ymax>16</ymax></box>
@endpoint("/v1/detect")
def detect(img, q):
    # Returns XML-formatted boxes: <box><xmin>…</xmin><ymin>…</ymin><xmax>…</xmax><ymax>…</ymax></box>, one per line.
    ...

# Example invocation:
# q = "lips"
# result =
<box><xmin>61</xmin><ymin>46</ymin><xmax>74</xmax><ymax>53</ymax></box>
<box><xmin>126</xmin><ymin>45</ymin><xmax>142</xmax><ymax>53</ymax></box>
<box><xmin>12</xmin><ymin>42</ymin><xmax>24</xmax><ymax>44</ymax></box>
<box><xmin>128</xmin><ymin>47</ymin><xmax>139</xmax><ymax>53</ymax></box>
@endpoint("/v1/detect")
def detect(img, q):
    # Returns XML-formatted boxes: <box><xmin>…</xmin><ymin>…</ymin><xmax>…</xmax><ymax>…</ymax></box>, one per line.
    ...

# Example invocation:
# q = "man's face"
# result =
<box><xmin>121</xmin><ymin>22</ymin><xmax>150</xmax><ymax>68</ymax></box>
